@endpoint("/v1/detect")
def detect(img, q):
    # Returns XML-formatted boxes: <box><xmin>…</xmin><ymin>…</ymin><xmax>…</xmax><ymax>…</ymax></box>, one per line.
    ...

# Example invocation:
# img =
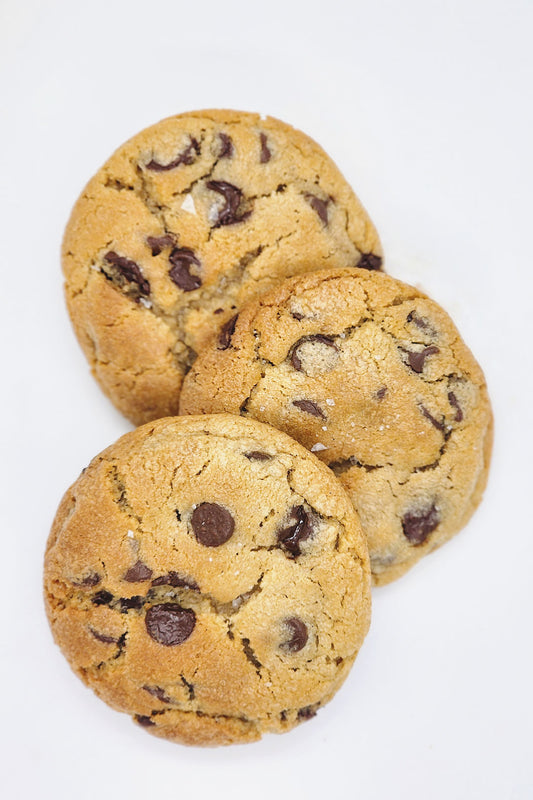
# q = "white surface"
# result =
<box><xmin>1</xmin><ymin>1</ymin><xmax>532</xmax><ymax>798</ymax></box>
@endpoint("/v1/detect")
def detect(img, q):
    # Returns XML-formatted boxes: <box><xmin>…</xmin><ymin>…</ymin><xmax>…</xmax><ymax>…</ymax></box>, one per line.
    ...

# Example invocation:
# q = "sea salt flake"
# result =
<box><xmin>326</xmin><ymin>399</ymin><xmax>335</xmax><ymax>406</ymax></box>
<box><xmin>311</xmin><ymin>443</ymin><xmax>327</xmax><ymax>452</ymax></box>
<box><xmin>181</xmin><ymin>194</ymin><xmax>196</xmax><ymax>215</ymax></box>
<box><xmin>139</xmin><ymin>297</ymin><xmax>152</xmax><ymax>309</ymax></box>
<box><xmin>127</xmin><ymin>530</ymin><xmax>135</xmax><ymax>538</ymax></box>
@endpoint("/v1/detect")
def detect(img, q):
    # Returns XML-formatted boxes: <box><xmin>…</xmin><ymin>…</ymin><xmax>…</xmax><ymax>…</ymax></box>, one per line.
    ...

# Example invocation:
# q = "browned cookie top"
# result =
<box><xmin>63</xmin><ymin>110</ymin><xmax>382</xmax><ymax>424</ymax></box>
<box><xmin>44</xmin><ymin>414</ymin><xmax>371</xmax><ymax>746</ymax></box>
<box><xmin>179</xmin><ymin>269</ymin><xmax>493</xmax><ymax>585</ymax></box>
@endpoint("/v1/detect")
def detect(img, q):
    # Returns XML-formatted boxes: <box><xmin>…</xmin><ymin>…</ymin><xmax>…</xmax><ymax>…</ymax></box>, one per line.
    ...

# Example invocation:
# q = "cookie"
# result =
<box><xmin>63</xmin><ymin>109</ymin><xmax>382</xmax><ymax>425</ymax></box>
<box><xmin>44</xmin><ymin>414</ymin><xmax>371</xmax><ymax>746</ymax></box>
<box><xmin>179</xmin><ymin>269</ymin><xmax>493</xmax><ymax>585</ymax></box>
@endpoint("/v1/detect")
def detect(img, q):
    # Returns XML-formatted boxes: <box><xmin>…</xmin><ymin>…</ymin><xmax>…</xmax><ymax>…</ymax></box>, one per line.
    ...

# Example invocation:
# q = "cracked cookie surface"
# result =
<box><xmin>62</xmin><ymin>109</ymin><xmax>382</xmax><ymax>425</ymax></box>
<box><xmin>44</xmin><ymin>414</ymin><xmax>371</xmax><ymax>746</ymax></box>
<box><xmin>180</xmin><ymin>269</ymin><xmax>493</xmax><ymax>585</ymax></box>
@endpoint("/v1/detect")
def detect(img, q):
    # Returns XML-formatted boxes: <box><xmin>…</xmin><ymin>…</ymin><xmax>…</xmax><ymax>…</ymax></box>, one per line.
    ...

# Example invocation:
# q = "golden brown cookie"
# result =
<box><xmin>63</xmin><ymin>109</ymin><xmax>382</xmax><ymax>424</ymax></box>
<box><xmin>180</xmin><ymin>269</ymin><xmax>493</xmax><ymax>585</ymax></box>
<box><xmin>44</xmin><ymin>414</ymin><xmax>371</xmax><ymax>746</ymax></box>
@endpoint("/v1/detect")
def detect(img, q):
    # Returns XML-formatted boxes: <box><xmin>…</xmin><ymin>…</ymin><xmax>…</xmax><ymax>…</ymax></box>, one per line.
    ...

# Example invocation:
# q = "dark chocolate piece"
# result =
<box><xmin>191</xmin><ymin>502</ymin><xmax>235</xmax><ymax>547</ymax></box>
<box><xmin>244</xmin><ymin>451</ymin><xmax>272</xmax><ymax>461</ymax></box>
<box><xmin>304</xmin><ymin>193</ymin><xmax>329</xmax><ymax>225</ymax></box>
<box><xmin>357</xmin><ymin>252</ymin><xmax>382</xmax><ymax>271</ymax></box>
<box><xmin>280</xmin><ymin>617</ymin><xmax>308</xmax><ymax>652</ymax></box>
<box><xmin>168</xmin><ymin>247</ymin><xmax>202</xmax><ymax>292</ymax></box>
<box><xmin>218</xmin><ymin>133</ymin><xmax>234</xmax><ymax>158</ymax></box>
<box><xmin>419</xmin><ymin>404</ymin><xmax>446</xmax><ymax>432</ymax></box>
<box><xmin>448</xmin><ymin>391</ymin><xmax>464</xmax><ymax>422</ymax></box>
<box><xmin>123</xmin><ymin>561</ymin><xmax>153</xmax><ymax>583</ymax></box>
<box><xmin>290</xmin><ymin>335</ymin><xmax>338</xmax><ymax>372</ymax></box>
<box><xmin>151</xmin><ymin>572</ymin><xmax>199</xmax><ymax>590</ymax></box>
<box><xmin>145</xmin><ymin>603</ymin><xmax>196</xmax><ymax>646</ymax></box>
<box><xmin>259</xmin><ymin>132</ymin><xmax>271</xmax><ymax>163</ymax></box>
<box><xmin>146</xmin><ymin>235</ymin><xmax>175</xmax><ymax>256</ymax></box>
<box><xmin>276</xmin><ymin>506</ymin><xmax>316</xmax><ymax>557</ymax></box>
<box><xmin>402</xmin><ymin>503</ymin><xmax>440</xmax><ymax>545</ymax></box>
<box><xmin>292</xmin><ymin>399</ymin><xmax>326</xmax><ymax>420</ymax></box>
<box><xmin>145</xmin><ymin>137</ymin><xmax>200</xmax><ymax>171</ymax></box>
<box><xmin>103</xmin><ymin>252</ymin><xmax>150</xmax><ymax>296</ymax></box>
<box><xmin>217</xmin><ymin>314</ymin><xmax>238</xmax><ymax>350</ymax></box>
<box><xmin>405</xmin><ymin>346</ymin><xmax>440</xmax><ymax>373</ymax></box>
<box><xmin>206</xmin><ymin>180</ymin><xmax>251</xmax><ymax>227</ymax></box>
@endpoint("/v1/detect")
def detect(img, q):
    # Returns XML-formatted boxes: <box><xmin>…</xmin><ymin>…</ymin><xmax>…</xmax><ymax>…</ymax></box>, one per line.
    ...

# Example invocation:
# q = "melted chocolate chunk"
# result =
<box><xmin>280</xmin><ymin>617</ymin><xmax>308</xmax><ymax>653</ymax></box>
<box><xmin>91</xmin><ymin>590</ymin><xmax>113</xmax><ymax>606</ymax></box>
<box><xmin>304</xmin><ymin>193</ymin><xmax>329</xmax><ymax>225</ymax></box>
<box><xmin>376</xmin><ymin>386</ymin><xmax>387</xmax><ymax>401</ymax></box>
<box><xmin>135</xmin><ymin>714</ymin><xmax>155</xmax><ymax>727</ymax></box>
<box><xmin>191</xmin><ymin>502</ymin><xmax>235</xmax><ymax>547</ymax></box>
<box><xmin>357</xmin><ymin>252</ymin><xmax>382</xmax><ymax>271</ymax></box>
<box><xmin>103</xmin><ymin>252</ymin><xmax>150</xmax><ymax>296</ymax></box>
<box><xmin>448</xmin><ymin>391</ymin><xmax>463</xmax><ymax>422</ymax></box>
<box><xmin>217</xmin><ymin>314</ymin><xmax>238</xmax><ymax>350</ymax></box>
<box><xmin>218</xmin><ymin>132</ymin><xmax>234</xmax><ymax>158</ymax></box>
<box><xmin>73</xmin><ymin>572</ymin><xmax>101</xmax><ymax>588</ymax></box>
<box><xmin>143</xmin><ymin>685</ymin><xmax>173</xmax><ymax>704</ymax></box>
<box><xmin>402</xmin><ymin>503</ymin><xmax>440</xmax><ymax>545</ymax></box>
<box><xmin>146</xmin><ymin>235</ymin><xmax>174</xmax><ymax>256</ymax></box>
<box><xmin>145</xmin><ymin>137</ymin><xmax>200</xmax><ymax>171</ymax></box>
<box><xmin>207</xmin><ymin>181</ymin><xmax>251</xmax><ymax>227</ymax></box>
<box><xmin>123</xmin><ymin>561</ymin><xmax>153</xmax><ymax>583</ymax></box>
<box><xmin>151</xmin><ymin>572</ymin><xmax>199</xmax><ymax>590</ymax></box>
<box><xmin>290</xmin><ymin>335</ymin><xmax>338</xmax><ymax>372</ymax></box>
<box><xmin>259</xmin><ymin>132</ymin><xmax>271</xmax><ymax>163</ymax></box>
<box><xmin>297</xmin><ymin>706</ymin><xmax>318</xmax><ymax>721</ymax></box>
<box><xmin>276</xmin><ymin>506</ymin><xmax>316</xmax><ymax>557</ymax></box>
<box><xmin>292</xmin><ymin>399</ymin><xmax>326</xmax><ymax>420</ymax></box>
<box><xmin>419</xmin><ymin>404</ymin><xmax>446</xmax><ymax>432</ymax></box>
<box><xmin>406</xmin><ymin>310</ymin><xmax>435</xmax><ymax>333</ymax></box>
<box><xmin>145</xmin><ymin>603</ymin><xmax>196</xmax><ymax>646</ymax></box>
<box><xmin>119</xmin><ymin>596</ymin><xmax>144</xmax><ymax>613</ymax></box>
<box><xmin>405</xmin><ymin>345</ymin><xmax>440</xmax><ymax>373</ymax></box>
<box><xmin>89</xmin><ymin>628</ymin><xmax>120</xmax><ymax>645</ymax></box>
<box><xmin>168</xmin><ymin>247</ymin><xmax>202</xmax><ymax>292</ymax></box>
<box><xmin>244</xmin><ymin>451</ymin><xmax>272</xmax><ymax>461</ymax></box>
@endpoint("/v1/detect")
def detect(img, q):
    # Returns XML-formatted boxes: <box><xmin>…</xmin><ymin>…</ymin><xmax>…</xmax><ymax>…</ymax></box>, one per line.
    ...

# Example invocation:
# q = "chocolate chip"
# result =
<box><xmin>217</xmin><ymin>313</ymin><xmax>238</xmax><ymax>350</ymax></box>
<box><xmin>191</xmin><ymin>503</ymin><xmax>235</xmax><ymax>547</ymax></box>
<box><xmin>145</xmin><ymin>604</ymin><xmax>196</xmax><ymax>646</ymax></box>
<box><xmin>135</xmin><ymin>714</ymin><xmax>155</xmax><ymax>727</ymax></box>
<box><xmin>123</xmin><ymin>561</ymin><xmax>153</xmax><ymax>583</ymax></box>
<box><xmin>376</xmin><ymin>386</ymin><xmax>387</xmax><ymax>400</ymax></box>
<box><xmin>145</xmin><ymin>137</ymin><xmax>200</xmax><ymax>171</ymax></box>
<box><xmin>259</xmin><ymin>132</ymin><xmax>271</xmax><ymax>163</ymax></box>
<box><xmin>357</xmin><ymin>252</ymin><xmax>382</xmax><ymax>271</ymax></box>
<box><xmin>276</xmin><ymin>506</ymin><xmax>316</xmax><ymax>557</ymax></box>
<box><xmin>404</xmin><ymin>345</ymin><xmax>440</xmax><ymax>373</ymax></box>
<box><xmin>304</xmin><ymin>193</ymin><xmax>329</xmax><ymax>225</ymax></box>
<box><xmin>291</xmin><ymin>311</ymin><xmax>305</xmax><ymax>321</ymax></box>
<box><xmin>419</xmin><ymin>404</ymin><xmax>446</xmax><ymax>432</ymax></box>
<box><xmin>402</xmin><ymin>503</ymin><xmax>440</xmax><ymax>545</ymax></box>
<box><xmin>292</xmin><ymin>399</ymin><xmax>326</xmax><ymax>420</ymax></box>
<box><xmin>218</xmin><ymin>133</ymin><xmax>234</xmax><ymax>158</ymax></box>
<box><xmin>91</xmin><ymin>590</ymin><xmax>113</xmax><ymax>606</ymax></box>
<box><xmin>72</xmin><ymin>572</ymin><xmax>101</xmax><ymax>587</ymax></box>
<box><xmin>146</xmin><ymin>235</ymin><xmax>175</xmax><ymax>256</ymax></box>
<box><xmin>151</xmin><ymin>572</ymin><xmax>199</xmax><ymax>590</ymax></box>
<box><xmin>290</xmin><ymin>335</ymin><xmax>338</xmax><ymax>372</ymax></box>
<box><xmin>297</xmin><ymin>706</ymin><xmax>318</xmax><ymax>721</ymax></box>
<box><xmin>103</xmin><ymin>252</ymin><xmax>150</xmax><ymax>296</ymax></box>
<box><xmin>448</xmin><ymin>391</ymin><xmax>464</xmax><ymax>422</ymax></box>
<box><xmin>119</xmin><ymin>596</ymin><xmax>144</xmax><ymax>613</ymax></box>
<box><xmin>89</xmin><ymin>628</ymin><xmax>120</xmax><ymax>644</ymax></box>
<box><xmin>280</xmin><ymin>617</ymin><xmax>308</xmax><ymax>653</ymax></box>
<box><xmin>244</xmin><ymin>451</ymin><xmax>272</xmax><ymax>461</ymax></box>
<box><xmin>142</xmin><ymin>685</ymin><xmax>173</xmax><ymax>703</ymax></box>
<box><xmin>406</xmin><ymin>310</ymin><xmax>435</xmax><ymax>334</ymax></box>
<box><xmin>168</xmin><ymin>247</ymin><xmax>202</xmax><ymax>292</ymax></box>
<box><xmin>206</xmin><ymin>180</ymin><xmax>251</xmax><ymax>227</ymax></box>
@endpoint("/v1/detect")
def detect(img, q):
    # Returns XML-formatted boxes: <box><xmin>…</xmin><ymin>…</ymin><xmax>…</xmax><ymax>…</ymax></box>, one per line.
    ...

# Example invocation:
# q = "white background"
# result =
<box><xmin>1</xmin><ymin>1</ymin><xmax>532</xmax><ymax>798</ymax></box>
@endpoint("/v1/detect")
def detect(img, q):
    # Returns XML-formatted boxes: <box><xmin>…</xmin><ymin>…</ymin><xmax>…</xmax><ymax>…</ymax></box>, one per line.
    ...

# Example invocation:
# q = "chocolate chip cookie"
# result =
<box><xmin>44</xmin><ymin>414</ymin><xmax>371</xmax><ymax>746</ymax></box>
<box><xmin>179</xmin><ymin>269</ymin><xmax>493</xmax><ymax>585</ymax></box>
<box><xmin>63</xmin><ymin>109</ymin><xmax>382</xmax><ymax>425</ymax></box>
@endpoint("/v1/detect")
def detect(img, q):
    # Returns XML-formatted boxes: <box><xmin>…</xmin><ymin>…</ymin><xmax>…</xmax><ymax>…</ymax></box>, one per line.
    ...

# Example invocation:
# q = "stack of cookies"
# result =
<box><xmin>45</xmin><ymin>110</ymin><xmax>492</xmax><ymax>746</ymax></box>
